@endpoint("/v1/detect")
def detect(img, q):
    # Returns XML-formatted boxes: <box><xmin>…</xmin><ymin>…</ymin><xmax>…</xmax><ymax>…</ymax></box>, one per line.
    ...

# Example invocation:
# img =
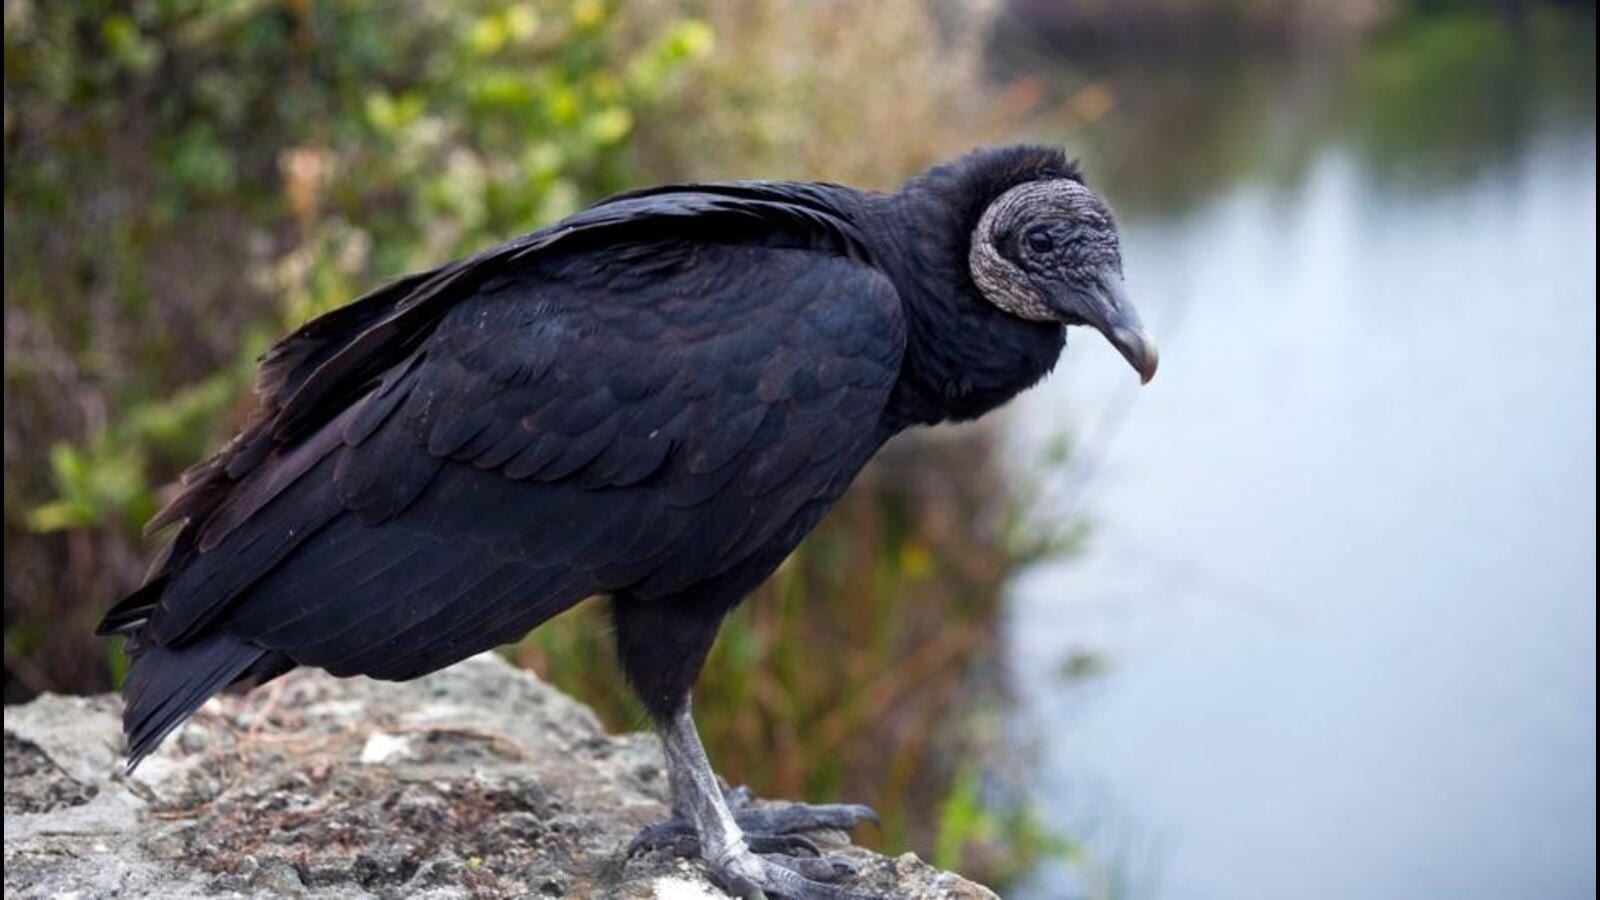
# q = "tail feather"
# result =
<box><xmin>121</xmin><ymin>633</ymin><xmax>266</xmax><ymax>771</ymax></box>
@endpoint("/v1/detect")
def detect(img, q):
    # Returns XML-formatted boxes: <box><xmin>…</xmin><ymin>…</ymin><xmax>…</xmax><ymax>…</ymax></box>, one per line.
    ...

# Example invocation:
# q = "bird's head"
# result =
<box><xmin>968</xmin><ymin>177</ymin><xmax>1158</xmax><ymax>384</ymax></box>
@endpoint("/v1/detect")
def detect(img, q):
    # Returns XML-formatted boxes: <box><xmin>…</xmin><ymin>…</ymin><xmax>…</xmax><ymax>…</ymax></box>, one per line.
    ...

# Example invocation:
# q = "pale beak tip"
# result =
<box><xmin>1111</xmin><ymin>326</ymin><xmax>1160</xmax><ymax>385</ymax></box>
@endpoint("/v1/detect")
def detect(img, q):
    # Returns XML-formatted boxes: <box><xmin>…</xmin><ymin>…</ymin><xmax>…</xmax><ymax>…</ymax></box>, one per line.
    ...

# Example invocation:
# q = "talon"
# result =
<box><xmin>826</xmin><ymin>856</ymin><xmax>860</xmax><ymax>879</ymax></box>
<box><xmin>627</xmin><ymin>817</ymin><xmax>699</xmax><ymax>858</ymax></box>
<box><xmin>766</xmin><ymin>852</ymin><xmax>846</xmax><ymax>883</ymax></box>
<box><xmin>747</xmin><ymin>833</ymin><xmax>822</xmax><ymax>857</ymax></box>
<box><xmin>733</xmin><ymin>799</ymin><xmax>881</xmax><ymax>836</ymax></box>
<box><xmin>847</xmin><ymin>804</ymin><xmax>879</xmax><ymax>828</ymax></box>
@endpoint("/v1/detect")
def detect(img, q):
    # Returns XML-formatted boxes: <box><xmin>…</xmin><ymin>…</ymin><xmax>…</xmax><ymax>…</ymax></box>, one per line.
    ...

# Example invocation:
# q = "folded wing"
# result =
<box><xmin>101</xmin><ymin>187</ymin><xmax>905</xmax><ymax>766</ymax></box>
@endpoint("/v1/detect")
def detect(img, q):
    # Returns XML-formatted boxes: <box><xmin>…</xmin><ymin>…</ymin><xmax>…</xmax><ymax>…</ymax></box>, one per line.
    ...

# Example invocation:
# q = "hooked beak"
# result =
<box><xmin>1054</xmin><ymin>272</ymin><xmax>1159</xmax><ymax>384</ymax></box>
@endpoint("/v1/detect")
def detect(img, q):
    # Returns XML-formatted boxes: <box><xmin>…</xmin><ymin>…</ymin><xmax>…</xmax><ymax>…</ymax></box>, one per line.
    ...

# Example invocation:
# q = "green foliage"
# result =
<box><xmin>29</xmin><ymin>364</ymin><xmax>250</xmax><ymax>535</ymax></box>
<box><xmin>8</xmin><ymin>0</ymin><xmax>713</xmax><ymax>541</ymax></box>
<box><xmin>1348</xmin><ymin>6</ymin><xmax>1597</xmax><ymax>184</ymax></box>
<box><xmin>105</xmin><ymin>636</ymin><xmax>131</xmax><ymax>692</ymax></box>
<box><xmin>29</xmin><ymin>441</ymin><xmax>152</xmax><ymax>535</ymax></box>
<box><xmin>936</xmin><ymin>765</ymin><xmax>1077</xmax><ymax>884</ymax></box>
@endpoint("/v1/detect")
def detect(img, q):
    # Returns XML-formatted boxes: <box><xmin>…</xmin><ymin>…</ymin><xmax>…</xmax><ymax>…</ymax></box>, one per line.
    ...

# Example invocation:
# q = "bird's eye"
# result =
<box><xmin>1025</xmin><ymin>227</ymin><xmax>1054</xmax><ymax>254</ymax></box>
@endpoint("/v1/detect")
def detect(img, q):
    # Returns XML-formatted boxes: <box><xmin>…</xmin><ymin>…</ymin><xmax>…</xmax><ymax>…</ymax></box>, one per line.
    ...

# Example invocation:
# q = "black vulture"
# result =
<box><xmin>98</xmin><ymin>144</ymin><xmax>1155</xmax><ymax>898</ymax></box>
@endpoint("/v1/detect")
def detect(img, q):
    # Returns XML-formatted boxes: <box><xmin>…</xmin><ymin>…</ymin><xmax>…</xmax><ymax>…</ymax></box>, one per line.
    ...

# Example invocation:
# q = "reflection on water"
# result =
<box><xmin>999</xmin><ymin>12</ymin><xmax>1597</xmax><ymax>900</ymax></box>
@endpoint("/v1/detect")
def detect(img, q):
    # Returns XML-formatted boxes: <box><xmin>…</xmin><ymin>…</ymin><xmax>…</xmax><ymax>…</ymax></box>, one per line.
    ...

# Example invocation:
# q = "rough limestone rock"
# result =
<box><xmin>3</xmin><ymin>653</ymin><xmax>994</xmax><ymax>899</ymax></box>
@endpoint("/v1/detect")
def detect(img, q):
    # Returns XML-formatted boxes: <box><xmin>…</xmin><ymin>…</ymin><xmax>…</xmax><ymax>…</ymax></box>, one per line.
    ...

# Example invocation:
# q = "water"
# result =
<box><xmin>999</xmin><ymin>15</ymin><xmax>1597</xmax><ymax>900</ymax></box>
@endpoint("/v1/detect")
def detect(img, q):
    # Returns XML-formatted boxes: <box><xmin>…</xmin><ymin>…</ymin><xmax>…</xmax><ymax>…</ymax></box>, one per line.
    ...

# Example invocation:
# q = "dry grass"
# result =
<box><xmin>631</xmin><ymin>0</ymin><xmax>1045</xmax><ymax>189</ymax></box>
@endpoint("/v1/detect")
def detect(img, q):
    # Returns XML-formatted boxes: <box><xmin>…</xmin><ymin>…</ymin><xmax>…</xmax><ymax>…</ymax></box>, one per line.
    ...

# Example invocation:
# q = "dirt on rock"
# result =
<box><xmin>2</xmin><ymin>653</ymin><xmax>995</xmax><ymax>899</ymax></box>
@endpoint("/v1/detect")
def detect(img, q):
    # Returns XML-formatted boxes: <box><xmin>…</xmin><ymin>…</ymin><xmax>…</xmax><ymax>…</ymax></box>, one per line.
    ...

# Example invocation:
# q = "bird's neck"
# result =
<box><xmin>858</xmin><ymin>166</ymin><xmax>1067</xmax><ymax>432</ymax></box>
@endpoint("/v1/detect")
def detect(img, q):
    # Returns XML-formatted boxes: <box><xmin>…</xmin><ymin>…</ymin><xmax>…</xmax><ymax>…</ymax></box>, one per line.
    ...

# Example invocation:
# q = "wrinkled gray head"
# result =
<box><xmin>969</xmin><ymin>179</ymin><xmax>1158</xmax><ymax>383</ymax></box>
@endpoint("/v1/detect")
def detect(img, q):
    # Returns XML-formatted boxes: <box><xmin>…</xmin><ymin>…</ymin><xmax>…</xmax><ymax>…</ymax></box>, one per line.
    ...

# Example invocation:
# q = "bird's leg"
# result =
<box><xmin>631</xmin><ymin>699</ymin><xmax>876</xmax><ymax>899</ymax></box>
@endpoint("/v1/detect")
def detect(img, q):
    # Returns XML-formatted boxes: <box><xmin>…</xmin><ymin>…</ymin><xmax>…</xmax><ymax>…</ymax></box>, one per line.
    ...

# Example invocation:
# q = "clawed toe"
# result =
<box><xmin>627</xmin><ymin>786</ymin><xmax>881</xmax><ymax>898</ymax></box>
<box><xmin>765</xmin><ymin>851</ymin><xmax>860</xmax><ymax>882</ymax></box>
<box><xmin>715</xmin><ymin>848</ymin><xmax>880</xmax><ymax>900</ymax></box>
<box><xmin>732</xmin><ymin>798</ymin><xmax>880</xmax><ymax>836</ymax></box>
<box><xmin>628</xmin><ymin>817</ymin><xmax>697</xmax><ymax>857</ymax></box>
<box><xmin>747</xmin><ymin>833</ymin><xmax>823</xmax><ymax>856</ymax></box>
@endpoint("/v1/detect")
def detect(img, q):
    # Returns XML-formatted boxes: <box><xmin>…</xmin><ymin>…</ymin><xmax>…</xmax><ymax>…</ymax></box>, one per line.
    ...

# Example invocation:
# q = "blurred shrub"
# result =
<box><xmin>4</xmin><ymin>0</ymin><xmax>711</xmax><ymax>694</ymax></box>
<box><xmin>1348</xmin><ymin>4</ymin><xmax>1598</xmax><ymax>184</ymax></box>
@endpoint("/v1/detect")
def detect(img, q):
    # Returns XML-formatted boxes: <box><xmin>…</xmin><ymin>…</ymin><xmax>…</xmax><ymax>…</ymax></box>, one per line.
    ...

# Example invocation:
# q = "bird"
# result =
<box><xmin>97</xmin><ymin>144</ymin><xmax>1156</xmax><ymax>899</ymax></box>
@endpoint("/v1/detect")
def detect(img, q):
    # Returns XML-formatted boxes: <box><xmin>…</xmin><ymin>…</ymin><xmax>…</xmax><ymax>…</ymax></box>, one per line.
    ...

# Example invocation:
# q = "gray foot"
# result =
<box><xmin>630</xmin><ymin>787</ymin><xmax>880</xmax><ymax>898</ymax></box>
<box><xmin>631</xmin><ymin>786</ymin><xmax>879</xmax><ymax>858</ymax></box>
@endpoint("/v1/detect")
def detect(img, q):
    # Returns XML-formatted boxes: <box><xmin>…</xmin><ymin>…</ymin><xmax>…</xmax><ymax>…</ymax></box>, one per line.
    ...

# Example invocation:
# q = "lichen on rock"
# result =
<box><xmin>3</xmin><ymin>653</ymin><xmax>995</xmax><ymax>899</ymax></box>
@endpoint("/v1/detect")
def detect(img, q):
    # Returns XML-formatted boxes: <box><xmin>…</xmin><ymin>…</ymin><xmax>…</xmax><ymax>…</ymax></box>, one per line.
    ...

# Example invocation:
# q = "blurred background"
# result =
<box><xmin>3</xmin><ymin>1</ymin><xmax>1594</xmax><ymax>897</ymax></box>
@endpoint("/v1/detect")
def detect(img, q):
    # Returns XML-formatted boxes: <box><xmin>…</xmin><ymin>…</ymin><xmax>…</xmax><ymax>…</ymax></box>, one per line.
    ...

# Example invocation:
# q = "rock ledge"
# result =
<box><xmin>3</xmin><ymin>653</ymin><xmax>994</xmax><ymax>899</ymax></box>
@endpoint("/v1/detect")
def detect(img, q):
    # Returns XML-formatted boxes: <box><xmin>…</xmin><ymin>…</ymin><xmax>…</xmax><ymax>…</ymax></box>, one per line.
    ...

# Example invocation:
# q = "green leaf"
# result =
<box><xmin>585</xmin><ymin>107</ymin><xmax>633</xmax><ymax>145</ymax></box>
<box><xmin>27</xmin><ymin>499</ymin><xmax>94</xmax><ymax>532</ymax></box>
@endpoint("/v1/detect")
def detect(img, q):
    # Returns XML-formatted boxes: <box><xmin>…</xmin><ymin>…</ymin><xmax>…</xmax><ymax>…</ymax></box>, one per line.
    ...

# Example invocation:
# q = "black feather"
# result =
<box><xmin>121</xmin><ymin>633</ymin><xmax>265</xmax><ymax>771</ymax></box>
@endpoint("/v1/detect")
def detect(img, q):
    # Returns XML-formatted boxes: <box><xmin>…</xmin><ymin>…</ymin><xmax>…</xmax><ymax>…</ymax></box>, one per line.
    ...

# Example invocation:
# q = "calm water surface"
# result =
<box><xmin>1000</xmin><ymin>18</ymin><xmax>1597</xmax><ymax>900</ymax></box>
